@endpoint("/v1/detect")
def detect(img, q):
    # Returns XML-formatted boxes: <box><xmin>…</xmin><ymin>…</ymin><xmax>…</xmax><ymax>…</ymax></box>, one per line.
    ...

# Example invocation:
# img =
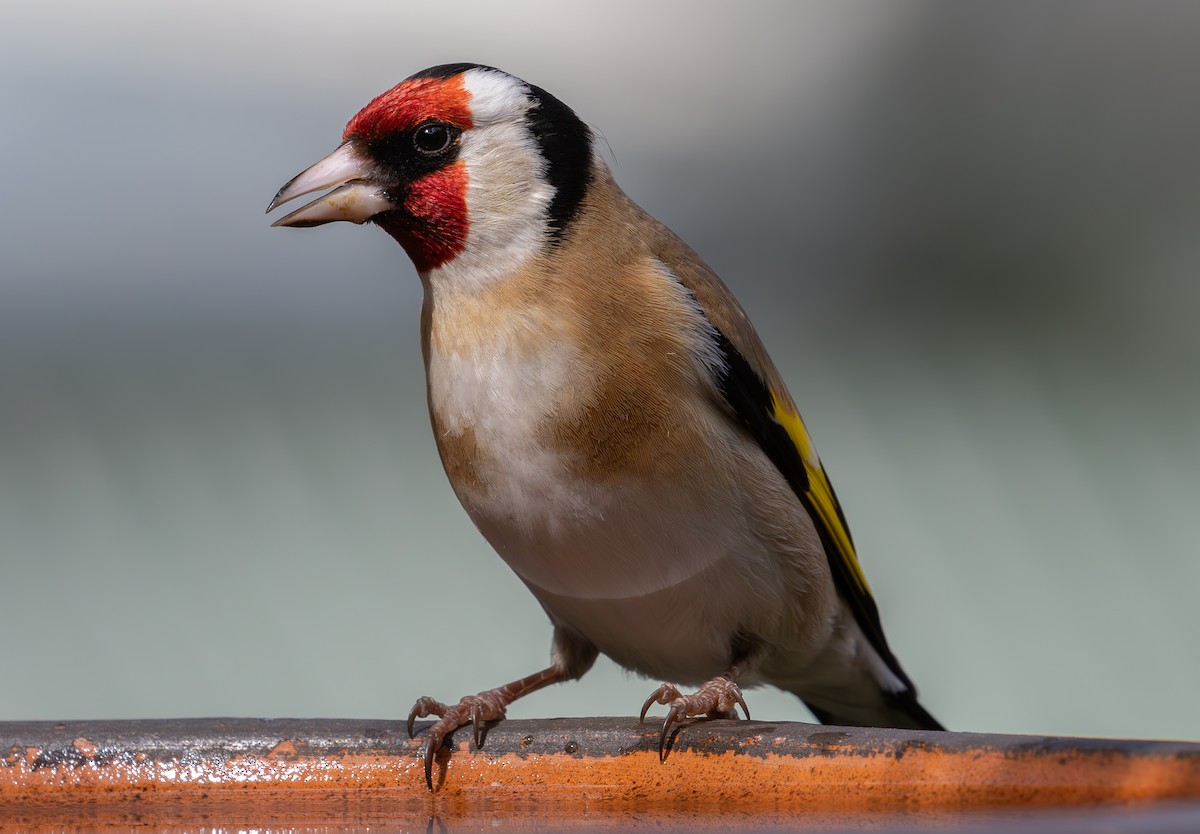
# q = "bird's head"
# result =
<box><xmin>267</xmin><ymin>63</ymin><xmax>594</xmax><ymax>279</ymax></box>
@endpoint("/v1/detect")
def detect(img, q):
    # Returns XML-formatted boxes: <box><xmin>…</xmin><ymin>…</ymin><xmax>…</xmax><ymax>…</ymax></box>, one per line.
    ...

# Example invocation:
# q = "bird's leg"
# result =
<box><xmin>407</xmin><ymin>628</ymin><xmax>597</xmax><ymax>790</ymax></box>
<box><xmin>407</xmin><ymin>665</ymin><xmax>565</xmax><ymax>789</ymax></box>
<box><xmin>639</xmin><ymin>666</ymin><xmax>750</xmax><ymax>761</ymax></box>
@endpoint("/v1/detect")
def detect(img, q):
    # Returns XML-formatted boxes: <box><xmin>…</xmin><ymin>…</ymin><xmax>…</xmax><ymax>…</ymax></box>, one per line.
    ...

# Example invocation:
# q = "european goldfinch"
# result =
<box><xmin>268</xmin><ymin>63</ymin><xmax>943</xmax><ymax>787</ymax></box>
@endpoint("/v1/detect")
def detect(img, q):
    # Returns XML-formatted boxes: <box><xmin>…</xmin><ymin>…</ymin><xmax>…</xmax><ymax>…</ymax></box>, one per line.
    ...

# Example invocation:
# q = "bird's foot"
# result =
<box><xmin>405</xmin><ymin>665</ymin><xmax>566</xmax><ymax>790</ymax></box>
<box><xmin>406</xmin><ymin>691</ymin><xmax>508</xmax><ymax>789</ymax></box>
<box><xmin>639</xmin><ymin>675</ymin><xmax>750</xmax><ymax>761</ymax></box>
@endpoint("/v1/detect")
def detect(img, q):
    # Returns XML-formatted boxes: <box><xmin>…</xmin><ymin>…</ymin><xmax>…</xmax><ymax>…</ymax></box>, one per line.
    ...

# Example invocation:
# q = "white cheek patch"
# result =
<box><xmin>428</xmin><ymin>69</ymin><xmax>556</xmax><ymax>290</ymax></box>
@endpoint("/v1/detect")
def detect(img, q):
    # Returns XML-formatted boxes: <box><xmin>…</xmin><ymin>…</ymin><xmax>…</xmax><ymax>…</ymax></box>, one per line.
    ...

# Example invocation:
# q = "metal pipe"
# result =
<box><xmin>4</xmin><ymin>717</ymin><xmax>1199</xmax><ymax>828</ymax></box>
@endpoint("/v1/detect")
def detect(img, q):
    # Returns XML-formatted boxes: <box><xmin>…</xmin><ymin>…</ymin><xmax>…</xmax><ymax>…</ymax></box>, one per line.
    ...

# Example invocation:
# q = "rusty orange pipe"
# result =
<box><xmin>3</xmin><ymin>718</ymin><xmax>1200</xmax><ymax>828</ymax></box>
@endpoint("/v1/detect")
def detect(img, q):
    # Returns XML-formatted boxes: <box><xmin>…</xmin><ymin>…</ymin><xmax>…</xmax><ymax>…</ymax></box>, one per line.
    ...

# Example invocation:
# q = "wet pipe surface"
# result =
<box><xmin>2</xmin><ymin>717</ymin><xmax>1200</xmax><ymax>828</ymax></box>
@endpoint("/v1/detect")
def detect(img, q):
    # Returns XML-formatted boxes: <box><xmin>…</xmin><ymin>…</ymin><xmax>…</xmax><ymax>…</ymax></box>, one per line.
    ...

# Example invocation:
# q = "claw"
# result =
<box><xmin>421</xmin><ymin>733</ymin><xmax>439</xmax><ymax>791</ymax></box>
<box><xmin>638</xmin><ymin>675</ymin><xmax>751</xmax><ymax>761</ymax></box>
<box><xmin>407</xmin><ymin>695</ymin><xmax>447</xmax><ymax>739</ymax></box>
<box><xmin>731</xmin><ymin>683</ymin><xmax>750</xmax><ymax>721</ymax></box>
<box><xmin>639</xmin><ymin>695</ymin><xmax>653</xmax><ymax>724</ymax></box>
<box><xmin>639</xmin><ymin>683</ymin><xmax>677</xmax><ymax>723</ymax></box>
<box><xmin>406</xmin><ymin>696</ymin><xmax>450</xmax><ymax>790</ymax></box>
<box><xmin>472</xmin><ymin>702</ymin><xmax>486</xmax><ymax>749</ymax></box>
<box><xmin>659</xmin><ymin>702</ymin><xmax>686</xmax><ymax>762</ymax></box>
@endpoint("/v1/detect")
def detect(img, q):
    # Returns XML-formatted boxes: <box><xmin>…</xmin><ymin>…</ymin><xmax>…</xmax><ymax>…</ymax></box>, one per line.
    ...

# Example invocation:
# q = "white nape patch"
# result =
<box><xmin>429</xmin><ymin>67</ymin><xmax>555</xmax><ymax>290</ymax></box>
<box><xmin>459</xmin><ymin>67</ymin><xmax>535</xmax><ymax>126</ymax></box>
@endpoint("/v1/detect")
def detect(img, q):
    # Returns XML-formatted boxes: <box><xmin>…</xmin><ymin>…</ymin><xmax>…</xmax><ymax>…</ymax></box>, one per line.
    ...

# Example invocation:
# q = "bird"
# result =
<box><xmin>267</xmin><ymin>63</ymin><xmax>943</xmax><ymax>788</ymax></box>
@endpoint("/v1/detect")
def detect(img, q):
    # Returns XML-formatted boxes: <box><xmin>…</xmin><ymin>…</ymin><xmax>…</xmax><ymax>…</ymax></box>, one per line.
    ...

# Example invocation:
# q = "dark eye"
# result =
<box><xmin>413</xmin><ymin>121</ymin><xmax>456</xmax><ymax>156</ymax></box>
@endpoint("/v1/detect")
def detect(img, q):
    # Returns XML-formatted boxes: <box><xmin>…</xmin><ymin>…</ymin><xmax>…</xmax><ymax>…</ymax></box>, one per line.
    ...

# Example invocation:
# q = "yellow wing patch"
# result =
<box><xmin>769</xmin><ymin>393</ymin><xmax>874</xmax><ymax>598</ymax></box>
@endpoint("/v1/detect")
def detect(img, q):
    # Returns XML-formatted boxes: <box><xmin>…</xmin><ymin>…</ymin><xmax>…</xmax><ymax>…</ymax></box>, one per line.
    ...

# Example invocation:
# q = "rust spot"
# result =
<box><xmin>72</xmin><ymin>738</ymin><xmax>97</xmax><ymax>760</ymax></box>
<box><xmin>808</xmin><ymin>732</ymin><xmax>851</xmax><ymax>747</ymax></box>
<box><xmin>267</xmin><ymin>740</ymin><xmax>298</xmax><ymax>760</ymax></box>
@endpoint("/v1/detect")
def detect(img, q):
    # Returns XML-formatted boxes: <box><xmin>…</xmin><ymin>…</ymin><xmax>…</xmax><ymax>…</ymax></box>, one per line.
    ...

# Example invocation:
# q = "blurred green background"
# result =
<box><xmin>2</xmin><ymin>1</ymin><xmax>1198</xmax><ymax>740</ymax></box>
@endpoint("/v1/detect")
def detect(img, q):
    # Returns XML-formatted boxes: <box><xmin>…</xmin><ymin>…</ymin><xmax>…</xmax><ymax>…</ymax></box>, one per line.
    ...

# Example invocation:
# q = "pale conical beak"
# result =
<box><xmin>266</xmin><ymin>142</ymin><xmax>397</xmax><ymax>227</ymax></box>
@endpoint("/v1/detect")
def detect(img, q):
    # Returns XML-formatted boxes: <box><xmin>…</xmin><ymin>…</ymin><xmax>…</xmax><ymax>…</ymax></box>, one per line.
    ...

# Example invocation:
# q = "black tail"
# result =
<box><xmin>803</xmin><ymin>689</ymin><xmax>945</xmax><ymax>731</ymax></box>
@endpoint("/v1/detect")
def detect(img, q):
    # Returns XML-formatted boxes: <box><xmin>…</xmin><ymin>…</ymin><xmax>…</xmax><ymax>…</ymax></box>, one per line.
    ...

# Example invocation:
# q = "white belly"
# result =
<box><xmin>474</xmin><ymin>477</ymin><xmax>796</xmax><ymax>681</ymax></box>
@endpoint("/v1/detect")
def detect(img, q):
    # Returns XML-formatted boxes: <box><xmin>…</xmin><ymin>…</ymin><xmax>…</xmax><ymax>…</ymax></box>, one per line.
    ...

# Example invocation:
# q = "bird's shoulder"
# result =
<box><xmin>580</xmin><ymin>162</ymin><xmax>797</xmax><ymax>414</ymax></box>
